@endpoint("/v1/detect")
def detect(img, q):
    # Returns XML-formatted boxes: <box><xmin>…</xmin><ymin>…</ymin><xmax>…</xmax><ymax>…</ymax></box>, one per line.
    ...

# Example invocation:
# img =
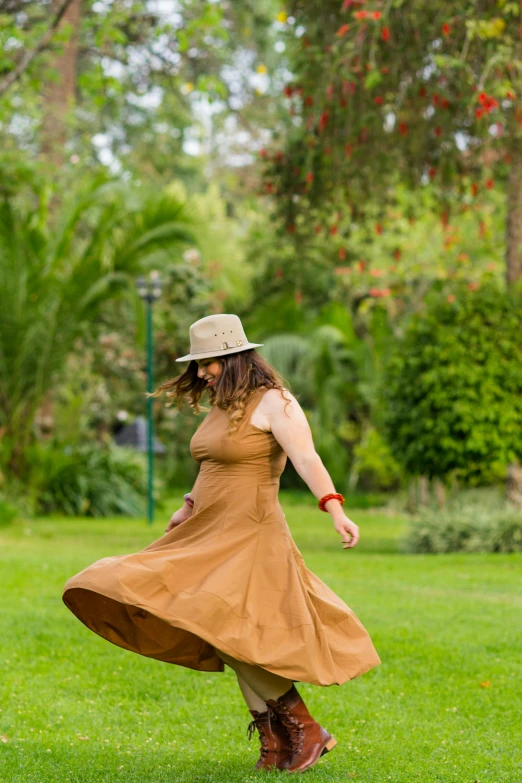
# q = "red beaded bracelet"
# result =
<box><xmin>318</xmin><ymin>493</ymin><xmax>345</xmax><ymax>512</ymax></box>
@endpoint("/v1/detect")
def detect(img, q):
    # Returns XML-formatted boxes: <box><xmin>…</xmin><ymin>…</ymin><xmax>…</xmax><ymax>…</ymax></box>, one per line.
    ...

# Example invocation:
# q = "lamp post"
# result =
<box><xmin>136</xmin><ymin>272</ymin><xmax>162</xmax><ymax>525</ymax></box>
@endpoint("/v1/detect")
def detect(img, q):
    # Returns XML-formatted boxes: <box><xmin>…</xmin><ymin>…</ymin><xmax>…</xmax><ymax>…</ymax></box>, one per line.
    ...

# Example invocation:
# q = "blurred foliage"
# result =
<box><xmin>403</xmin><ymin>500</ymin><xmax>522</xmax><ymax>554</ymax></box>
<box><xmin>380</xmin><ymin>279</ymin><xmax>522</xmax><ymax>484</ymax></box>
<box><xmin>27</xmin><ymin>442</ymin><xmax>149</xmax><ymax>517</ymax></box>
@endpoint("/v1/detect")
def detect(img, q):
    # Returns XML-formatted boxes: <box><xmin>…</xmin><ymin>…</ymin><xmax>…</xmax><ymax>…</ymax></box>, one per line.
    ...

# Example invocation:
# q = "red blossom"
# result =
<box><xmin>399</xmin><ymin>122</ymin><xmax>408</xmax><ymax>136</ymax></box>
<box><xmin>393</xmin><ymin>249</ymin><xmax>401</xmax><ymax>260</ymax></box>
<box><xmin>475</xmin><ymin>108</ymin><xmax>484</xmax><ymax>119</ymax></box>
<box><xmin>442</xmin><ymin>23</ymin><xmax>451</xmax><ymax>35</ymax></box>
<box><xmin>354</xmin><ymin>10</ymin><xmax>368</xmax><ymax>20</ymax></box>
<box><xmin>428</xmin><ymin>167</ymin><xmax>437</xmax><ymax>179</ymax></box>
<box><xmin>306</xmin><ymin>172</ymin><xmax>314</xmax><ymax>183</ymax></box>
<box><xmin>447</xmin><ymin>294</ymin><xmax>456</xmax><ymax>303</ymax></box>
<box><xmin>432</xmin><ymin>93</ymin><xmax>440</xmax><ymax>107</ymax></box>
<box><xmin>374</xmin><ymin>96</ymin><xmax>383</xmax><ymax>105</ymax></box>
<box><xmin>330</xmin><ymin>225</ymin><xmax>338</xmax><ymax>235</ymax></box>
<box><xmin>486</xmin><ymin>178</ymin><xmax>494</xmax><ymax>189</ymax></box>
<box><xmin>375</xmin><ymin>222</ymin><xmax>383</xmax><ymax>235</ymax></box>
<box><xmin>372</xmin><ymin>11</ymin><xmax>382</xmax><ymax>20</ymax></box>
<box><xmin>318</xmin><ymin>111</ymin><xmax>329</xmax><ymax>132</ymax></box>
<box><xmin>336</xmin><ymin>23</ymin><xmax>350</xmax><ymax>36</ymax></box>
<box><xmin>338</xmin><ymin>247</ymin><xmax>347</xmax><ymax>260</ymax></box>
<box><xmin>283</xmin><ymin>85</ymin><xmax>294</xmax><ymax>97</ymax></box>
<box><xmin>471</xmin><ymin>182</ymin><xmax>479</xmax><ymax>197</ymax></box>
<box><xmin>304</xmin><ymin>95</ymin><xmax>314</xmax><ymax>107</ymax></box>
<box><xmin>506</xmin><ymin>90</ymin><xmax>515</xmax><ymax>100</ymax></box>
<box><xmin>434</xmin><ymin>126</ymin><xmax>442</xmax><ymax>137</ymax></box>
<box><xmin>381</xmin><ymin>26</ymin><xmax>390</xmax><ymax>41</ymax></box>
<box><xmin>468</xmin><ymin>282</ymin><xmax>479</xmax><ymax>291</ymax></box>
<box><xmin>442</xmin><ymin>98</ymin><xmax>450</xmax><ymax>109</ymax></box>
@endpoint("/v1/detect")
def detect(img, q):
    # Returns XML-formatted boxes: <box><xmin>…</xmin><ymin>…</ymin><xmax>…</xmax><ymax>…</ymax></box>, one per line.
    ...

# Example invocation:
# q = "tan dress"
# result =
<box><xmin>62</xmin><ymin>387</ymin><xmax>381</xmax><ymax>686</ymax></box>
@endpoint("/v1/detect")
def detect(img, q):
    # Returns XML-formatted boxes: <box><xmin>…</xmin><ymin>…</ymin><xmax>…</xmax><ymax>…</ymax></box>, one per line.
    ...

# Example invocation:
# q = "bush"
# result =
<box><xmin>352</xmin><ymin>427</ymin><xmax>404</xmax><ymax>492</ymax></box>
<box><xmin>380</xmin><ymin>280</ymin><xmax>522</xmax><ymax>486</ymax></box>
<box><xmin>402</xmin><ymin>501</ymin><xmax>522</xmax><ymax>553</ymax></box>
<box><xmin>28</xmin><ymin>443</ymin><xmax>148</xmax><ymax>517</ymax></box>
<box><xmin>0</xmin><ymin>497</ymin><xmax>19</xmax><ymax>526</ymax></box>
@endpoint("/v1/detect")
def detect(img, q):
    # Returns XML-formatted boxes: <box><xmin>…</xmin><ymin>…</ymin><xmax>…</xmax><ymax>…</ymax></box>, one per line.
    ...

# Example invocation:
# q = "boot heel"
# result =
<box><xmin>321</xmin><ymin>736</ymin><xmax>337</xmax><ymax>755</ymax></box>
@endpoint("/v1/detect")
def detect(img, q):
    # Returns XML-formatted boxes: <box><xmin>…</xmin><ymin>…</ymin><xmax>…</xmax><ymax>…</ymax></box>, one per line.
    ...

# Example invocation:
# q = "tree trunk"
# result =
<box><xmin>506</xmin><ymin>461</ymin><xmax>522</xmax><ymax>508</ymax></box>
<box><xmin>40</xmin><ymin>0</ymin><xmax>82</xmax><ymax>169</ymax></box>
<box><xmin>506</xmin><ymin>141</ymin><xmax>522</xmax><ymax>287</ymax></box>
<box><xmin>419</xmin><ymin>475</ymin><xmax>430</xmax><ymax>506</ymax></box>
<box><xmin>434</xmin><ymin>479</ymin><xmax>446</xmax><ymax>508</ymax></box>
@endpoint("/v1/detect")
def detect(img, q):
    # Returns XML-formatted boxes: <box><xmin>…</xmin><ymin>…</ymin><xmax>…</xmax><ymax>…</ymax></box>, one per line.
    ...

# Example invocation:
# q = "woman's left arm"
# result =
<box><xmin>267</xmin><ymin>390</ymin><xmax>359</xmax><ymax>549</ymax></box>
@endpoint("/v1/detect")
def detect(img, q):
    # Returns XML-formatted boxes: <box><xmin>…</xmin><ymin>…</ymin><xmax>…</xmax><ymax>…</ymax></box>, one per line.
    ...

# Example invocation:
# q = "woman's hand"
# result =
<box><xmin>332</xmin><ymin>512</ymin><xmax>360</xmax><ymax>549</ymax></box>
<box><xmin>165</xmin><ymin>506</ymin><xmax>192</xmax><ymax>533</ymax></box>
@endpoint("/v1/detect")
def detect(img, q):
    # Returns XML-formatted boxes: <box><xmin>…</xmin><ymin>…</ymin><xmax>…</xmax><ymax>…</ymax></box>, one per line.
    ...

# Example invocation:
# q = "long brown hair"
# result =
<box><xmin>149</xmin><ymin>348</ymin><xmax>293</xmax><ymax>435</ymax></box>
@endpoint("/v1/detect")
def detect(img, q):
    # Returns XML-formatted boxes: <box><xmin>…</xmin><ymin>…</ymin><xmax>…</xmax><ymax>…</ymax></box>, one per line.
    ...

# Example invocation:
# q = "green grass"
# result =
<box><xmin>0</xmin><ymin>491</ymin><xmax>520</xmax><ymax>782</ymax></box>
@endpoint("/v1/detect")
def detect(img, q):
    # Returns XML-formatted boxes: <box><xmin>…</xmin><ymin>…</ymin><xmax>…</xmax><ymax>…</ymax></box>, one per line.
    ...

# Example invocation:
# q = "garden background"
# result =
<box><xmin>0</xmin><ymin>2</ymin><xmax>521</xmax><ymax>782</ymax></box>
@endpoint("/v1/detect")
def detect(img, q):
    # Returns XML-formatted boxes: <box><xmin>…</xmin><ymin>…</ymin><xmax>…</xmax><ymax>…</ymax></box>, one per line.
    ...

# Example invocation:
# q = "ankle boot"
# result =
<box><xmin>247</xmin><ymin>706</ymin><xmax>293</xmax><ymax>770</ymax></box>
<box><xmin>266</xmin><ymin>684</ymin><xmax>337</xmax><ymax>773</ymax></box>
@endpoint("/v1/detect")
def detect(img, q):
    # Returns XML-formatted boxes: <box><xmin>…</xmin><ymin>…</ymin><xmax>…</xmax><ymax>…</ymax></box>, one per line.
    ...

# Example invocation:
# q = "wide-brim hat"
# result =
<box><xmin>175</xmin><ymin>313</ymin><xmax>264</xmax><ymax>362</ymax></box>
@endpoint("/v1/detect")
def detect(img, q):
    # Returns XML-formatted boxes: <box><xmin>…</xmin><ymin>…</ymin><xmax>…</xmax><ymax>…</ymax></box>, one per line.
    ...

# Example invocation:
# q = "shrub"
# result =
<box><xmin>0</xmin><ymin>497</ymin><xmax>19</xmax><ymax>526</ymax></box>
<box><xmin>352</xmin><ymin>427</ymin><xmax>404</xmax><ymax>492</ymax></box>
<box><xmin>402</xmin><ymin>502</ymin><xmax>522</xmax><ymax>553</ymax></box>
<box><xmin>380</xmin><ymin>280</ymin><xmax>522</xmax><ymax>486</ymax></box>
<box><xmin>28</xmin><ymin>443</ymin><xmax>148</xmax><ymax>517</ymax></box>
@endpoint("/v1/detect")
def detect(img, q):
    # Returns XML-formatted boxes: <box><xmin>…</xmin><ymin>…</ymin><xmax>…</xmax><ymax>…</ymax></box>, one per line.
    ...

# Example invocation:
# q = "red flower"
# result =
<box><xmin>419</xmin><ymin>86</ymin><xmax>427</xmax><ymax>97</ymax></box>
<box><xmin>336</xmin><ymin>23</ymin><xmax>350</xmax><ymax>36</ymax></box>
<box><xmin>265</xmin><ymin>182</ymin><xmax>274</xmax><ymax>194</ymax></box>
<box><xmin>354</xmin><ymin>10</ymin><xmax>367</xmax><ymax>20</ymax></box>
<box><xmin>304</xmin><ymin>95</ymin><xmax>314</xmax><ymax>107</ymax></box>
<box><xmin>374</xmin><ymin>96</ymin><xmax>383</xmax><ymax>105</ymax></box>
<box><xmin>393</xmin><ymin>249</ymin><xmax>401</xmax><ymax>260</ymax></box>
<box><xmin>468</xmin><ymin>282</ymin><xmax>479</xmax><ymax>291</ymax></box>
<box><xmin>447</xmin><ymin>294</ymin><xmax>456</xmax><ymax>303</ymax></box>
<box><xmin>372</xmin><ymin>11</ymin><xmax>382</xmax><ymax>20</ymax></box>
<box><xmin>434</xmin><ymin>126</ymin><xmax>442</xmax><ymax>137</ymax></box>
<box><xmin>375</xmin><ymin>222</ymin><xmax>383</xmax><ymax>235</ymax></box>
<box><xmin>432</xmin><ymin>93</ymin><xmax>440</xmax><ymax>107</ymax></box>
<box><xmin>283</xmin><ymin>85</ymin><xmax>294</xmax><ymax>97</ymax></box>
<box><xmin>318</xmin><ymin>111</ymin><xmax>329</xmax><ymax>132</ymax></box>
<box><xmin>471</xmin><ymin>182</ymin><xmax>479</xmax><ymax>197</ymax></box>
<box><xmin>381</xmin><ymin>26</ymin><xmax>390</xmax><ymax>41</ymax></box>
<box><xmin>475</xmin><ymin>107</ymin><xmax>484</xmax><ymax>118</ymax></box>
<box><xmin>442</xmin><ymin>23</ymin><xmax>451</xmax><ymax>35</ymax></box>
<box><xmin>478</xmin><ymin>92</ymin><xmax>487</xmax><ymax>105</ymax></box>
<box><xmin>330</xmin><ymin>225</ymin><xmax>338</xmax><ymax>235</ymax></box>
<box><xmin>338</xmin><ymin>247</ymin><xmax>347</xmax><ymax>260</ymax></box>
<box><xmin>506</xmin><ymin>90</ymin><xmax>515</xmax><ymax>100</ymax></box>
<box><xmin>326</xmin><ymin>84</ymin><xmax>334</xmax><ymax>100</ymax></box>
<box><xmin>486</xmin><ymin>178</ymin><xmax>494</xmax><ymax>189</ymax></box>
<box><xmin>442</xmin><ymin>98</ymin><xmax>450</xmax><ymax>109</ymax></box>
<box><xmin>306</xmin><ymin>172</ymin><xmax>314</xmax><ymax>183</ymax></box>
<box><xmin>399</xmin><ymin>122</ymin><xmax>408</xmax><ymax>136</ymax></box>
<box><xmin>428</xmin><ymin>167</ymin><xmax>437</xmax><ymax>179</ymax></box>
<box><xmin>259</xmin><ymin>148</ymin><xmax>268</xmax><ymax>158</ymax></box>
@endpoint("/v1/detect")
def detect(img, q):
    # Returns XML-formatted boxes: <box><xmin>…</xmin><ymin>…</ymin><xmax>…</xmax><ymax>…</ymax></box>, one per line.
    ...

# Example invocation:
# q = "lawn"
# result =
<box><xmin>0</xmin><ymin>491</ymin><xmax>520</xmax><ymax>783</ymax></box>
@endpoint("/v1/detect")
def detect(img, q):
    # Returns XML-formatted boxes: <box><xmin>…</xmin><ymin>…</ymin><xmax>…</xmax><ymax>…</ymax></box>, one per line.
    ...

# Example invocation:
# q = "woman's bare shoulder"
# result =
<box><xmin>263</xmin><ymin>387</ymin><xmax>300</xmax><ymax>412</ymax></box>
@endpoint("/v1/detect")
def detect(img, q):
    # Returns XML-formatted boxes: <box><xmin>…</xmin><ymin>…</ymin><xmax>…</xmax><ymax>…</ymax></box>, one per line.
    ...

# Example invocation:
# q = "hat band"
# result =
<box><xmin>190</xmin><ymin>339</ymin><xmax>245</xmax><ymax>354</ymax></box>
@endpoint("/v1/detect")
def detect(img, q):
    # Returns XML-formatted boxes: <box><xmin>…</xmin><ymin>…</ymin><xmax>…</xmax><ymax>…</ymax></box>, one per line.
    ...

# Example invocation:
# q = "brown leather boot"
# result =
<box><xmin>266</xmin><ymin>684</ymin><xmax>337</xmax><ymax>773</ymax></box>
<box><xmin>247</xmin><ymin>706</ymin><xmax>293</xmax><ymax>770</ymax></box>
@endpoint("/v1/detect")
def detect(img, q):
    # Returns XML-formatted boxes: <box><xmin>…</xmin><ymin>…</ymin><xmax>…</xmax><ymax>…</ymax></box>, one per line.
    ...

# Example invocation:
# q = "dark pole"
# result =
<box><xmin>146</xmin><ymin>297</ymin><xmax>154</xmax><ymax>525</ymax></box>
<box><xmin>136</xmin><ymin>273</ymin><xmax>162</xmax><ymax>526</ymax></box>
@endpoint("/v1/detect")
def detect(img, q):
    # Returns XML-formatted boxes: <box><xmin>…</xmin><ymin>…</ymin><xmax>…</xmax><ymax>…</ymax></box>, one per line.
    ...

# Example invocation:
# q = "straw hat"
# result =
<box><xmin>175</xmin><ymin>314</ymin><xmax>264</xmax><ymax>362</ymax></box>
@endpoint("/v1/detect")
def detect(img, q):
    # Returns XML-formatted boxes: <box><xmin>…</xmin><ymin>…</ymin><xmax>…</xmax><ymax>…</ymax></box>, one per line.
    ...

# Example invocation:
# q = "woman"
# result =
<box><xmin>62</xmin><ymin>313</ymin><xmax>381</xmax><ymax>774</ymax></box>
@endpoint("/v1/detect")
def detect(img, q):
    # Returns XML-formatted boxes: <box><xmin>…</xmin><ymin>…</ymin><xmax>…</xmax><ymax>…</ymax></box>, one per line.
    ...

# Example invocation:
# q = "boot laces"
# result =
<box><xmin>275</xmin><ymin>704</ymin><xmax>305</xmax><ymax>754</ymax></box>
<box><xmin>246</xmin><ymin>708</ymin><xmax>275</xmax><ymax>756</ymax></box>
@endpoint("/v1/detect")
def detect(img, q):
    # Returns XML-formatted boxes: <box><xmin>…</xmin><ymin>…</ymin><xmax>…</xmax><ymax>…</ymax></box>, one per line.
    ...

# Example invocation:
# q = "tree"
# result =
<box><xmin>380</xmin><ymin>280</ymin><xmax>522</xmax><ymax>491</ymax></box>
<box><xmin>0</xmin><ymin>175</ymin><xmax>196</xmax><ymax>475</ymax></box>
<box><xmin>266</xmin><ymin>1</ymin><xmax>522</xmax><ymax>285</ymax></box>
